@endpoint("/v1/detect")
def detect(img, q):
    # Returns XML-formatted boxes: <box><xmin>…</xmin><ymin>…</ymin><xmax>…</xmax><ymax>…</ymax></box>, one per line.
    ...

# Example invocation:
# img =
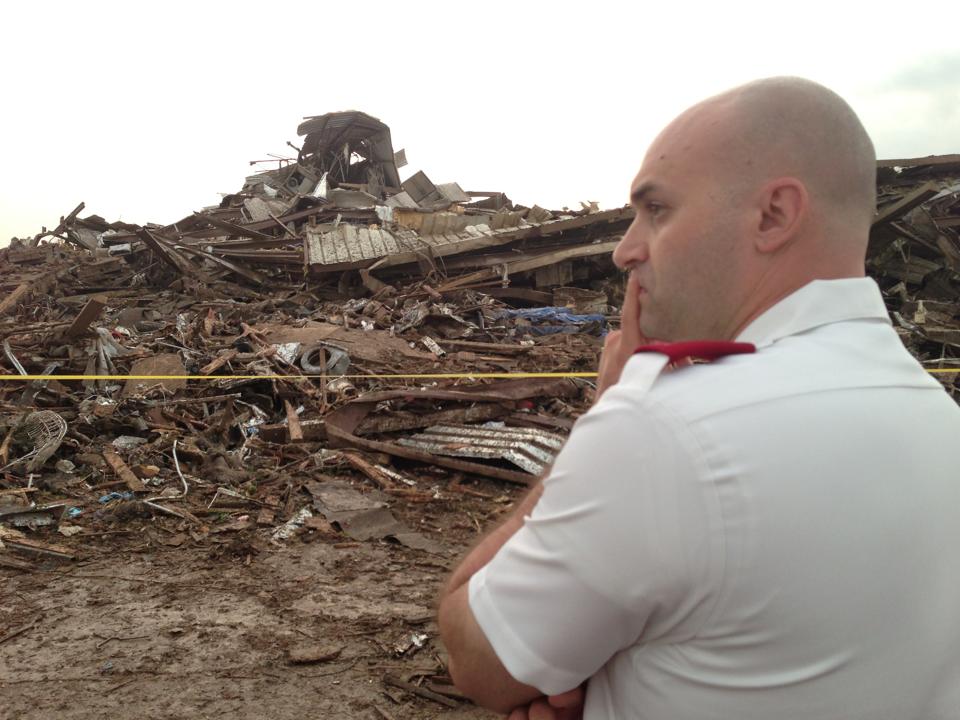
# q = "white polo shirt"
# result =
<box><xmin>469</xmin><ymin>278</ymin><xmax>960</xmax><ymax>719</ymax></box>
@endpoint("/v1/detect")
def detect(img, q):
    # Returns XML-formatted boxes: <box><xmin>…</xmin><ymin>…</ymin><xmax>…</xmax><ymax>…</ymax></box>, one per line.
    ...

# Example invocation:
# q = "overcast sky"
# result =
<box><xmin>2</xmin><ymin>0</ymin><xmax>958</xmax><ymax>244</ymax></box>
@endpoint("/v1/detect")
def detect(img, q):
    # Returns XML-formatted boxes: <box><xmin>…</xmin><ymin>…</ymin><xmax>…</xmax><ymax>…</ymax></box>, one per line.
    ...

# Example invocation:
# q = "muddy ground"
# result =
<box><xmin>1</xmin><ymin>474</ymin><xmax>522</xmax><ymax>720</ymax></box>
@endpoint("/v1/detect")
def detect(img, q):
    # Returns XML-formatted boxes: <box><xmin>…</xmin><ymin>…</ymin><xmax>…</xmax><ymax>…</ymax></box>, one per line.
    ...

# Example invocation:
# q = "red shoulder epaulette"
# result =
<box><xmin>633</xmin><ymin>340</ymin><xmax>756</xmax><ymax>364</ymax></box>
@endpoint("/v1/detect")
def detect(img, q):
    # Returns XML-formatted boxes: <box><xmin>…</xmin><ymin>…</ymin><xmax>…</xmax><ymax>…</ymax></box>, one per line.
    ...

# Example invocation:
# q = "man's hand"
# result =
<box><xmin>507</xmin><ymin>686</ymin><xmax>585</xmax><ymax>720</ymax></box>
<box><xmin>596</xmin><ymin>273</ymin><xmax>645</xmax><ymax>400</ymax></box>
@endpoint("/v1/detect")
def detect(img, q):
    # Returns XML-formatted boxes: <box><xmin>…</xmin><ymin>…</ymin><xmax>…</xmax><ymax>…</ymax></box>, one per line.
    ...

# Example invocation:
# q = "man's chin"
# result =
<box><xmin>638</xmin><ymin>322</ymin><xmax>665</xmax><ymax>344</ymax></box>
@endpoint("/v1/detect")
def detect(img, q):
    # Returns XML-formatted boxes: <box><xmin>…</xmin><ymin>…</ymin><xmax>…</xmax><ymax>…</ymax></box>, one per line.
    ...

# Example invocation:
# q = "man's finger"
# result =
<box><xmin>596</xmin><ymin>330</ymin><xmax>623</xmax><ymax>399</ymax></box>
<box><xmin>506</xmin><ymin>706</ymin><xmax>529</xmax><ymax>720</ymax></box>
<box><xmin>547</xmin><ymin>686</ymin><xmax>584</xmax><ymax>708</ymax></box>
<box><xmin>602</xmin><ymin>329</ymin><xmax>623</xmax><ymax>357</ymax></box>
<box><xmin>603</xmin><ymin>328</ymin><xmax>623</xmax><ymax>351</ymax></box>
<box><xmin>598</xmin><ymin>330</ymin><xmax>622</xmax><ymax>377</ymax></box>
<box><xmin>528</xmin><ymin>698</ymin><xmax>558</xmax><ymax>720</ymax></box>
<box><xmin>620</xmin><ymin>272</ymin><xmax>643</xmax><ymax>351</ymax></box>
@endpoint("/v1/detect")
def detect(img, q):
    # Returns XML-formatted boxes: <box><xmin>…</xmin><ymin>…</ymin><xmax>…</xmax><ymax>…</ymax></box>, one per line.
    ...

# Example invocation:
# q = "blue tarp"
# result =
<box><xmin>497</xmin><ymin>307</ymin><xmax>607</xmax><ymax>336</ymax></box>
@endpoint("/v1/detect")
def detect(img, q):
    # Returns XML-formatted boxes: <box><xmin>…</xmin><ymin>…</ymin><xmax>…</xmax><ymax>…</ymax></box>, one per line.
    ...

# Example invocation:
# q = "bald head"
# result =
<box><xmin>680</xmin><ymin>77</ymin><xmax>877</xmax><ymax>230</ymax></box>
<box><xmin>617</xmin><ymin>78</ymin><xmax>877</xmax><ymax>342</ymax></box>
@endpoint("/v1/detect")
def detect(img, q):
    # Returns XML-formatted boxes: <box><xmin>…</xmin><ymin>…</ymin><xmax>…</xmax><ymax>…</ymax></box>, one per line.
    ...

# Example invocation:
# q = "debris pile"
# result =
<box><xmin>0</xmin><ymin>112</ymin><xmax>629</xmax><ymax>570</ymax></box>
<box><xmin>1</xmin><ymin>107</ymin><xmax>616</xmax><ymax>570</ymax></box>
<box><xmin>2</xmin><ymin>105</ymin><xmax>959</xmax><ymax>576</ymax></box>
<box><xmin>11</xmin><ymin>111</ymin><xmax>631</xmax><ymax>303</ymax></box>
<box><xmin>0</xmin><ymin>265</ymin><xmax>600</xmax><ymax>568</ymax></box>
<box><xmin>870</xmin><ymin>154</ymin><xmax>960</xmax><ymax>383</ymax></box>
<box><xmin>2</xmin><ymin>118</ymin><xmax>959</xmax><ymax>713</ymax></box>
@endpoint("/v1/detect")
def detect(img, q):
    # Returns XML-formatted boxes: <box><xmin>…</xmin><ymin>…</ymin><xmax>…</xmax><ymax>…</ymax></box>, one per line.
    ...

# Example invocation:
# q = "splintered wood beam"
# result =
<box><xmin>0</xmin><ymin>283</ymin><xmax>31</xmax><ymax>316</ymax></box>
<box><xmin>284</xmin><ymin>399</ymin><xmax>304</xmax><ymax>442</ymax></box>
<box><xmin>102</xmin><ymin>449</ymin><xmax>147</xmax><ymax>492</ymax></box>
<box><xmin>873</xmin><ymin>182</ymin><xmax>939</xmax><ymax>227</ymax></box>
<box><xmin>65</xmin><ymin>295</ymin><xmax>108</xmax><ymax>337</ymax></box>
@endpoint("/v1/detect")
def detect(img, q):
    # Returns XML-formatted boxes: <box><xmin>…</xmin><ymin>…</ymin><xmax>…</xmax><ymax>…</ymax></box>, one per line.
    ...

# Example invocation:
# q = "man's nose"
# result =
<box><xmin>612</xmin><ymin>217</ymin><xmax>648</xmax><ymax>270</ymax></box>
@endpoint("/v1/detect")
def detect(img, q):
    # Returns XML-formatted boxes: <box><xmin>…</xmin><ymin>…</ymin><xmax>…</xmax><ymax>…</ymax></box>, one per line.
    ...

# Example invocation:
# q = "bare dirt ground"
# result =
<box><xmin>1</xmin><ymin>475</ymin><xmax>521</xmax><ymax>720</ymax></box>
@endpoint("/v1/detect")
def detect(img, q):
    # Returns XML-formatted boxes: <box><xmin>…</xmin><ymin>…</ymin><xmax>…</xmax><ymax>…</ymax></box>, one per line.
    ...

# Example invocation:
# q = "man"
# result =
<box><xmin>437</xmin><ymin>77</ymin><xmax>960</xmax><ymax>719</ymax></box>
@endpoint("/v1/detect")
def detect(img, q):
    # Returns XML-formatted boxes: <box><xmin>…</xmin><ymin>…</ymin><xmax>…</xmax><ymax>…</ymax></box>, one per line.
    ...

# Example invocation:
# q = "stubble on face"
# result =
<box><xmin>626</xmin><ymin>101</ymin><xmax>752</xmax><ymax>342</ymax></box>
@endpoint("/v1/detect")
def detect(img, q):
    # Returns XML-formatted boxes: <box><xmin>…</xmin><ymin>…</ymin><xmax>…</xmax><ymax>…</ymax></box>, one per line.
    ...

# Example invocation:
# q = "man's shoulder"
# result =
<box><xmin>620</xmin><ymin>319</ymin><xmax>946</xmax><ymax>424</ymax></box>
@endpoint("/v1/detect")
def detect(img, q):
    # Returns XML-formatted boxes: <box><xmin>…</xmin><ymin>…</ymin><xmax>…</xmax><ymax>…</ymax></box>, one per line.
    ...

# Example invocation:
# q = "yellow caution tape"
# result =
<box><xmin>0</xmin><ymin>372</ymin><xmax>599</xmax><ymax>381</ymax></box>
<box><xmin>0</xmin><ymin>369</ymin><xmax>958</xmax><ymax>382</ymax></box>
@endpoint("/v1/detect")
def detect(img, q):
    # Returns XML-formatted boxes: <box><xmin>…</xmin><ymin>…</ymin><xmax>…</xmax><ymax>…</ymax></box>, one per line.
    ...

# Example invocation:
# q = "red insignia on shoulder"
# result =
<box><xmin>633</xmin><ymin>340</ymin><xmax>756</xmax><ymax>364</ymax></box>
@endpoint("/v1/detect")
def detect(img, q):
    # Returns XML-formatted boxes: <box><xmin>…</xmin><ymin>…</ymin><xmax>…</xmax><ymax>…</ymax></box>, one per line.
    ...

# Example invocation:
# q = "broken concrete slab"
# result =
<box><xmin>122</xmin><ymin>353</ymin><xmax>188</xmax><ymax>397</ymax></box>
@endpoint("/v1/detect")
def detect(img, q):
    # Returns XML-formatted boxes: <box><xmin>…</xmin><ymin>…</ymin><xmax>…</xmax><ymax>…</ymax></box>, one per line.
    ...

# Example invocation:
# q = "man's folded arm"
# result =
<box><xmin>439</xmin><ymin>582</ymin><xmax>543</xmax><ymax>713</ymax></box>
<box><xmin>437</xmin><ymin>482</ymin><xmax>548</xmax><ymax>712</ymax></box>
<box><xmin>438</xmin><ymin>395</ymin><xmax>717</xmax><ymax>713</ymax></box>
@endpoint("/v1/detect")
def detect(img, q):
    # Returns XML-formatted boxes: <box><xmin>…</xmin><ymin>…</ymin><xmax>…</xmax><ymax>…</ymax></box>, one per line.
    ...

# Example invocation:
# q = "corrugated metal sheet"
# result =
<box><xmin>305</xmin><ymin>220</ymin><xmax>523</xmax><ymax>270</ymax></box>
<box><xmin>396</xmin><ymin>423</ymin><xmax>565</xmax><ymax>475</ymax></box>
<box><xmin>385</xmin><ymin>191</ymin><xmax>417</xmax><ymax>209</ymax></box>
<box><xmin>243</xmin><ymin>197</ymin><xmax>293</xmax><ymax>223</ymax></box>
<box><xmin>328</xmin><ymin>188</ymin><xmax>378</xmax><ymax>209</ymax></box>
<box><xmin>401</xmin><ymin>170</ymin><xmax>440</xmax><ymax>205</ymax></box>
<box><xmin>490</xmin><ymin>211</ymin><xmax>525</xmax><ymax>230</ymax></box>
<box><xmin>419</xmin><ymin>212</ymin><xmax>495</xmax><ymax>235</ymax></box>
<box><xmin>436</xmin><ymin>182</ymin><xmax>471</xmax><ymax>204</ymax></box>
<box><xmin>305</xmin><ymin>225</ymin><xmax>426</xmax><ymax>267</ymax></box>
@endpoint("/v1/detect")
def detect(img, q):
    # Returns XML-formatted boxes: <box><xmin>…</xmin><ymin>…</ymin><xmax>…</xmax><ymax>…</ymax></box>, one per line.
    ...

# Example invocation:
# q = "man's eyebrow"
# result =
<box><xmin>630</xmin><ymin>182</ymin><xmax>658</xmax><ymax>206</ymax></box>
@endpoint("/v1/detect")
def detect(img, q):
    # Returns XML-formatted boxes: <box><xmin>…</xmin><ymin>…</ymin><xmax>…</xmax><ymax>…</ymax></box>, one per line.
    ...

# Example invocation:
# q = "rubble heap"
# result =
<box><xmin>871</xmin><ymin>154</ymin><xmax>960</xmax><ymax>370</ymax></box>
<box><xmin>11</xmin><ymin>111</ymin><xmax>631</xmax><ymax>303</ymax></box>
<box><xmin>1</xmin><ymin>110</ymin><xmax>959</xmax><ymax>571</ymax></box>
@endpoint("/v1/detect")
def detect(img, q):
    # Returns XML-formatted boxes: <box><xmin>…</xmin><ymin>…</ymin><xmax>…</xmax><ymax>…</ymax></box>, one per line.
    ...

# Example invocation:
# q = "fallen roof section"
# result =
<box><xmin>297</xmin><ymin>110</ymin><xmax>402</xmax><ymax>190</ymax></box>
<box><xmin>303</xmin><ymin>207</ymin><xmax>631</xmax><ymax>276</ymax></box>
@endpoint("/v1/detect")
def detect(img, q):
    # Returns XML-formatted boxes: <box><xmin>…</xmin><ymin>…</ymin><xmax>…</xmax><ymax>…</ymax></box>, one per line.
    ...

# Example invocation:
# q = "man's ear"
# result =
<box><xmin>754</xmin><ymin>177</ymin><xmax>807</xmax><ymax>254</ymax></box>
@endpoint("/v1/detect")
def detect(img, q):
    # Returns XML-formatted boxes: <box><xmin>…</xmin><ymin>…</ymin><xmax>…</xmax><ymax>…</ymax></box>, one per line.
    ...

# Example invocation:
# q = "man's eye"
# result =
<box><xmin>646</xmin><ymin>202</ymin><xmax>665</xmax><ymax>217</ymax></box>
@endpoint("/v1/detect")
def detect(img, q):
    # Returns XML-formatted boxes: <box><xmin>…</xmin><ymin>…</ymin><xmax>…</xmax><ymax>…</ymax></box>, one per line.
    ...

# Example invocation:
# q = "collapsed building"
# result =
<box><xmin>12</xmin><ymin>111</ymin><xmax>631</xmax><ymax>306</ymax></box>
<box><xmin>0</xmin><ymin>113</ymin><xmax>958</xmax><ymax>570</ymax></box>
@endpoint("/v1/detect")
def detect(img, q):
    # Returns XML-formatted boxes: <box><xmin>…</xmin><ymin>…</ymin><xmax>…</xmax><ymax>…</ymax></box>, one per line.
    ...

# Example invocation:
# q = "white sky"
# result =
<box><xmin>2</xmin><ymin>0</ymin><xmax>958</xmax><ymax>244</ymax></box>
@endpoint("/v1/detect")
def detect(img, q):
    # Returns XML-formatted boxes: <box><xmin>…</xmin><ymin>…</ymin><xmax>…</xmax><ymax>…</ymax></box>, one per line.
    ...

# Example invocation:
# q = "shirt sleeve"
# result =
<box><xmin>468</xmin><ymin>391</ymin><xmax>723</xmax><ymax>695</ymax></box>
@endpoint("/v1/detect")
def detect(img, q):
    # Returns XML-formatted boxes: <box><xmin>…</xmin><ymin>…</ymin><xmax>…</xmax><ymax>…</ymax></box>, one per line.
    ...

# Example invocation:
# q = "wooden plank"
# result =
<box><xmin>0</xmin><ymin>283</ymin><xmax>31</xmax><ymax>316</ymax></box>
<box><xmin>437</xmin><ymin>339</ymin><xmax>530</xmax><ymax>355</ymax></box>
<box><xmin>199</xmin><ymin>349</ymin><xmax>238</xmax><ymax>375</ymax></box>
<box><xmin>872</xmin><ymin>181</ymin><xmax>940</xmax><ymax>226</ymax></box>
<box><xmin>934</xmin><ymin>217</ymin><xmax>960</xmax><ymax>229</ymax></box>
<box><xmin>350</xmin><ymin>377</ymin><xmax>578</xmax><ymax>404</ymax></box>
<box><xmin>174</xmin><ymin>246</ymin><xmax>268</xmax><ymax>285</ymax></box>
<box><xmin>438</xmin><ymin>240</ymin><xmax>619</xmax><ymax>292</ymax></box>
<box><xmin>501</xmin><ymin>240</ymin><xmax>619</xmax><ymax>275</ymax></box>
<box><xmin>102</xmin><ymin>449</ymin><xmax>147</xmax><ymax>492</ymax></box>
<box><xmin>877</xmin><ymin>154</ymin><xmax>960</xmax><ymax>169</ymax></box>
<box><xmin>355</xmin><ymin>403</ymin><xmax>507</xmax><ymax>436</ymax></box>
<box><xmin>284</xmin><ymin>399</ymin><xmax>303</xmax><ymax>442</ymax></box>
<box><xmin>65</xmin><ymin>294</ymin><xmax>107</xmax><ymax>337</ymax></box>
<box><xmin>476</xmin><ymin>287</ymin><xmax>554</xmax><ymax>305</ymax></box>
<box><xmin>0</xmin><ymin>555</ymin><xmax>35</xmax><ymax>571</ymax></box>
<box><xmin>259</xmin><ymin>419</ymin><xmax>326</xmax><ymax>444</ymax></box>
<box><xmin>27</xmin><ymin>201</ymin><xmax>85</xmax><ymax>248</ymax></box>
<box><xmin>138</xmin><ymin>228</ymin><xmax>209</xmax><ymax>281</ymax></box>
<box><xmin>339</xmin><ymin>451</ymin><xmax>394</xmax><ymax>489</ymax></box>
<box><xmin>192</xmin><ymin>212</ymin><xmax>275</xmax><ymax>241</ymax></box>
<box><xmin>4</xmin><ymin>537</ymin><xmax>77</xmax><ymax>560</ymax></box>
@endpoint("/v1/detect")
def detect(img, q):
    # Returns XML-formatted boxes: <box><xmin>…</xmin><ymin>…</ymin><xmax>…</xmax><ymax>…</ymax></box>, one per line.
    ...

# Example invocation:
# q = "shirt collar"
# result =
<box><xmin>735</xmin><ymin>277</ymin><xmax>890</xmax><ymax>348</ymax></box>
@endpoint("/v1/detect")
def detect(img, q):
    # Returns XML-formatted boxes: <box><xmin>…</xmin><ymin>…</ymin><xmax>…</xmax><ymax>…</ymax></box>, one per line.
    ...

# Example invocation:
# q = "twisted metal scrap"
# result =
<box><xmin>21</xmin><ymin>411</ymin><xmax>68</xmax><ymax>472</ymax></box>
